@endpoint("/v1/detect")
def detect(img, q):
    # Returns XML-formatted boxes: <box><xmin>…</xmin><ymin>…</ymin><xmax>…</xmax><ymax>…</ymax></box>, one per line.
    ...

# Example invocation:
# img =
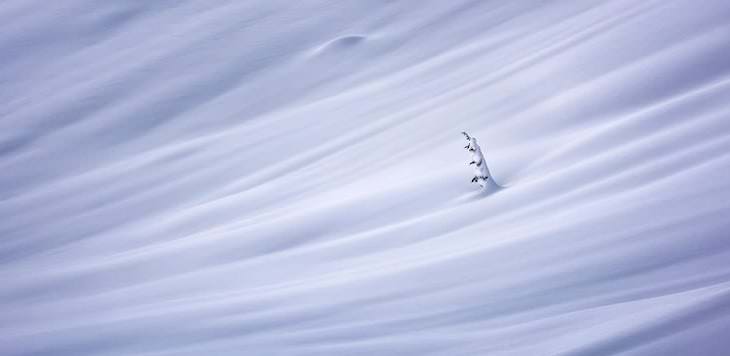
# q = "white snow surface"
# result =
<box><xmin>2</xmin><ymin>1</ymin><xmax>730</xmax><ymax>355</ymax></box>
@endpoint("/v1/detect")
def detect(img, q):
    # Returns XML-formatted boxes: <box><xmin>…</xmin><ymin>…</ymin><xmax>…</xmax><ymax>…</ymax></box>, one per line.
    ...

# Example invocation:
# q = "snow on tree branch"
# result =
<box><xmin>462</xmin><ymin>132</ymin><xmax>492</xmax><ymax>189</ymax></box>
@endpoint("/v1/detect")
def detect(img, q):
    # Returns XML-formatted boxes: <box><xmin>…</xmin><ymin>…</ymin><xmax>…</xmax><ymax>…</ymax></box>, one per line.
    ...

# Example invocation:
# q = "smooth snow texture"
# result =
<box><xmin>2</xmin><ymin>1</ymin><xmax>730</xmax><ymax>355</ymax></box>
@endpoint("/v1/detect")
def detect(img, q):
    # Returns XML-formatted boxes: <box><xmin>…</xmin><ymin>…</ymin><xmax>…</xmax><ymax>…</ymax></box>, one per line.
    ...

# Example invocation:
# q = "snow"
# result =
<box><xmin>2</xmin><ymin>0</ymin><xmax>730</xmax><ymax>355</ymax></box>
<box><xmin>464</xmin><ymin>134</ymin><xmax>494</xmax><ymax>190</ymax></box>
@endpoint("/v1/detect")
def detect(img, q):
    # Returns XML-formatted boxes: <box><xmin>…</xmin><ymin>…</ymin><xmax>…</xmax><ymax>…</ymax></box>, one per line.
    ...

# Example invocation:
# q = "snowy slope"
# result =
<box><xmin>2</xmin><ymin>1</ymin><xmax>730</xmax><ymax>355</ymax></box>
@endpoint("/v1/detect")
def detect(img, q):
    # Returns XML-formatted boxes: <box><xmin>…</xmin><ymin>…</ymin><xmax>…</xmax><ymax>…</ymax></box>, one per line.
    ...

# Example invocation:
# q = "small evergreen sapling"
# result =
<box><xmin>462</xmin><ymin>132</ymin><xmax>491</xmax><ymax>189</ymax></box>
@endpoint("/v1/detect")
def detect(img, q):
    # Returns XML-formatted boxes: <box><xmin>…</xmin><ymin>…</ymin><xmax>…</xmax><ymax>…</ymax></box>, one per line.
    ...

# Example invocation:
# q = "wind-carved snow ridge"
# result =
<box><xmin>2</xmin><ymin>1</ymin><xmax>730</xmax><ymax>355</ymax></box>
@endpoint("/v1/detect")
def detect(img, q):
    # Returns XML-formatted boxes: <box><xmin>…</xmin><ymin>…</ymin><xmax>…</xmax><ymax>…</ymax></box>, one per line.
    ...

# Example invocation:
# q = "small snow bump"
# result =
<box><xmin>332</xmin><ymin>34</ymin><xmax>366</xmax><ymax>45</ymax></box>
<box><xmin>312</xmin><ymin>34</ymin><xmax>368</xmax><ymax>55</ymax></box>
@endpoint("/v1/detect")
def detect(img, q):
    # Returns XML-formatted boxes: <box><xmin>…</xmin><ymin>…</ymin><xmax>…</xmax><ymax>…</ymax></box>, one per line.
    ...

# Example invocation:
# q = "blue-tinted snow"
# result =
<box><xmin>2</xmin><ymin>1</ymin><xmax>730</xmax><ymax>355</ymax></box>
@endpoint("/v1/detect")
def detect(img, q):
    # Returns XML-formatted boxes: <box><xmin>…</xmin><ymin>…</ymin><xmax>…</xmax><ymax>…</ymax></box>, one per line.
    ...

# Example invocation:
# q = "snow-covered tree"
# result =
<box><xmin>462</xmin><ymin>132</ymin><xmax>492</xmax><ymax>189</ymax></box>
